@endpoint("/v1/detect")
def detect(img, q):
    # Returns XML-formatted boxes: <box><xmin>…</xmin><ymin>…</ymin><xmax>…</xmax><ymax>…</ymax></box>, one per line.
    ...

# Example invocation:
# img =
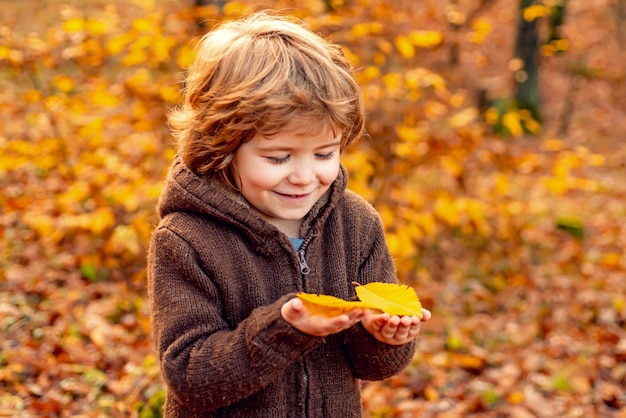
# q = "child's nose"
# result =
<box><xmin>288</xmin><ymin>160</ymin><xmax>315</xmax><ymax>184</ymax></box>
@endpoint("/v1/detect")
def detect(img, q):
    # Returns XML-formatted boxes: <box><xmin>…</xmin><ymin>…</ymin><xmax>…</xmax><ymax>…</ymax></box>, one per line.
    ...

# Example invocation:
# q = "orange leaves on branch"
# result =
<box><xmin>297</xmin><ymin>282</ymin><xmax>423</xmax><ymax>318</ymax></box>
<box><xmin>0</xmin><ymin>1</ymin><xmax>185</xmax><ymax>292</ymax></box>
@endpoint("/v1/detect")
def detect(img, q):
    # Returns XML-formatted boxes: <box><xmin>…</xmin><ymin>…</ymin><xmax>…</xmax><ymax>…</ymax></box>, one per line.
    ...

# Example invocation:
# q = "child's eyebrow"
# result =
<box><xmin>257</xmin><ymin>140</ymin><xmax>342</xmax><ymax>152</ymax></box>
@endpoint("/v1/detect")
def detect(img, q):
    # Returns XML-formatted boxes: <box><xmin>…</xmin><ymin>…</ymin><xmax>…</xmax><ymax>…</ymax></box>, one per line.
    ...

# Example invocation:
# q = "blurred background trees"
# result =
<box><xmin>1</xmin><ymin>0</ymin><xmax>625</xmax><ymax>416</ymax></box>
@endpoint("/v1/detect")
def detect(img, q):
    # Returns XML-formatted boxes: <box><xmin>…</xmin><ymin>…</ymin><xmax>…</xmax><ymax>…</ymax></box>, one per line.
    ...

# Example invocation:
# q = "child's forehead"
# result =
<box><xmin>255</xmin><ymin>116</ymin><xmax>340</xmax><ymax>143</ymax></box>
<box><xmin>269</xmin><ymin>114</ymin><xmax>338</xmax><ymax>136</ymax></box>
<box><xmin>254</xmin><ymin>128</ymin><xmax>342</xmax><ymax>150</ymax></box>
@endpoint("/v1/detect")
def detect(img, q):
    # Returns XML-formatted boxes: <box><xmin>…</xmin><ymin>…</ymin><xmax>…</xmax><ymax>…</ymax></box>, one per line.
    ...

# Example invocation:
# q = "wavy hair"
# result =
<box><xmin>168</xmin><ymin>11</ymin><xmax>365</xmax><ymax>185</ymax></box>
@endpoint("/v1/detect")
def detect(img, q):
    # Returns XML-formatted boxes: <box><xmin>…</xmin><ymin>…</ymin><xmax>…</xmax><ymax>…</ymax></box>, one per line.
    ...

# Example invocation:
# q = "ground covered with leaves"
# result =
<box><xmin>1</xmin><ymin>0</ymin><xmax>625</xmax><ymax>417</ymax></box>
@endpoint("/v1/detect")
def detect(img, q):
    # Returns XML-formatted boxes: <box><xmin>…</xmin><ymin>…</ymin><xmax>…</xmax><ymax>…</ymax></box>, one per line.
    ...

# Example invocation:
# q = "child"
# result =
<box><xmin>148</xmin><ymin>11</ymin><xmax>431</xmax><ymax>417</ymax></box>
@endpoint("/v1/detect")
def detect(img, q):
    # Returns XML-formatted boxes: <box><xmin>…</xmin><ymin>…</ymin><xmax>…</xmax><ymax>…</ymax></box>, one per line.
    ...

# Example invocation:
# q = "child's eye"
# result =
<box><xmin>315</xmin><ymin>152</ymin><xmax>336</xmax><ymax>160</ymax></box>
<box><xmin>266</xmin><ymin>156</ymin><xmax>290</xmax><ymax>164</ymax></box>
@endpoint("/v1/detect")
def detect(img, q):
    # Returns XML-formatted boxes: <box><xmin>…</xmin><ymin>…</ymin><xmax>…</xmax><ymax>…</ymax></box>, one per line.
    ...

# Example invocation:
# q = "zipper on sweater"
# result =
<box><xmin>297</xmin><ymin>249</ymin><xmax>310</xmax><ymax>275</ymax></box>
<box><xmin>295</xmin><ymin>241</ymin><xmax>311</xmax><ymax>417</ymax></box>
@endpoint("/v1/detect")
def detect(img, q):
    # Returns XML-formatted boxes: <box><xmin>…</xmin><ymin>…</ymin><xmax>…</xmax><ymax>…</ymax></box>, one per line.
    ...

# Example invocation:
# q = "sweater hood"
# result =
<box><xmin>156</xmin><ymin>155</ymin><xmax>348</xmax><ymax>251</ymax></box>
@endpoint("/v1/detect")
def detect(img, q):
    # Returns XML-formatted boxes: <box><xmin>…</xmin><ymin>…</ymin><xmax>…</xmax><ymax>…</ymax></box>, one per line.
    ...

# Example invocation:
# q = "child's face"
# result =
<box><xmin>231</xmin><ymin>122</ymin><xmax>342</xmax><ymax>237</ymax></box>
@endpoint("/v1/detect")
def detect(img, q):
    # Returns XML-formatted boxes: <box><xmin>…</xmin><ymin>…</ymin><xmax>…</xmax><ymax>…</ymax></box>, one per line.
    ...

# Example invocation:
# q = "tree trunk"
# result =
<box><xmin>513</xmin><ymin>0</ymin><xmax>541</xmax><ymax>122</ymax></box>
<box><xmin>193</xmin><ymin>0</ymin><xmax>226</xmax><ymax>9</ymax></box>
<box><xmin>547</xmin><ymin>0</ymin><xmax>567</xmax><ymax>43</ymax></box>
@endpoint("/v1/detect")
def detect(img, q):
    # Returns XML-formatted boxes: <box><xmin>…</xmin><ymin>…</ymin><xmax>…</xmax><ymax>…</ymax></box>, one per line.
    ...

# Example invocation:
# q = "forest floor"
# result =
<box><xmin>2</xmin><ymin>0</ymin><xmax>626</xmax><ymax>417</ymax></box>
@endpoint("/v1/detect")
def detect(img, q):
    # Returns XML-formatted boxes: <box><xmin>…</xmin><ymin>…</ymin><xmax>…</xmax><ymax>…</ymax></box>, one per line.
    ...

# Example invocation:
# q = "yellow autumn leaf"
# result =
<box><xmin>159</xmin><ymin>84</ymin><xmax>181</xmax><ymax>104</ymax></box>
<box><xmin>150</xmin><ymin>35</ymin><xmax>177</xmax><ymax>63</ymax></box>
<box><xmin>542</xmin><ymin>138</ymin><xmax>564</xmax><ymax>151</ymax></box>
<box><xmin>523</xmin><ymin>5</ymin><xmax>549</xmax><ymax>22</ymax></box>
<box><xmin>416</xmin><ymin>212</ymin><xmax>437</xmax><ymax>237</ymax></box>
<box><xmin>298</xmin><ymin>282</ymin><xmax>424</xmax><ymax>318</ymax></box>
<box><xmin>89</xmin><ymin>84</ymin><xmax>121</xmax><ymax>107</ymax></box>
<box><xmin>434</xmin><ymin>194</ymin><xmax>460</xmax><ymax>226</ymax></box>
<box><xmin>470</xmin><ymin>18</ymin><xmax>492</xmax><ymax>44</ymax></box>
<box><xmin>106</xmin><ymin>33</ymin><xmax>134</xmax><ymax>55</ymax></box>
<box><xmin>395</xmin><ymin>35</ymin><xmax>415</xmax><ymax>59</ymax></box>
<box><xmin>223</xmin><ymin>2</ymin><xmax>248</xmax><ymax>16</ymax></box>
<box><xmin>448</xmin><ymin>108</ymin><xmax>478</xmax><ymax>128</ymax></box>
<box><xmin>52</xmin><ymin>75</ymin><xmax>74</xmax><ymax>93</ymax></box>
<box><xmin>297</xmin><ymin>292</ymin><xmax>371</xmax><ymax>317</ymax></box>
<box><xmin>409</xmin><ymin>30</ymin><xmax>443</xmax><ymax>48</ymax></box>
<box><xmin>386</xmin><ymin>230</ymin><xmax>416</xmax><ymax>259</ymax></box>
<box><xmin>108</xmin><ymin>224</ymin><xmax>141</xmax><ymax>256</ymax></box>
<box><xmin>396</xmin><ymin>125</ymin><xmax>420</xmax><ymax>143</ymax></box>
<box><xmin>85</xmin><ymin>19</ymin><xmax>107</xmax><ymax>36</ymax></box>
<box><xmin>0</xmin><ymin>45</ymin><xmax>10</xmax><ymax>60</ymax></box>
<box><xmin>362</xmin><ymin>65</ymin><xmax>381</xmax><ymax>80</ymax></box>
<box><xmin>123</xmin><ymin>48</ymin><xmax>148</xmax><ymax>66</ymax></box>
<box><xmin>485</xmin><ymin>107</ymin><xmax>500</xmax><ymax>125</ymax></box>
<box><xmin>132</xmin><ymin>17</ymin><xmax>155</xmax><ymax>34</ymax></box>
<box><xmin>351</xmin><ymin>23</ymin><xmax>371</xmax><ymax>37</ymax></box>
<box><xmin>541</xmin><ymin>176</ymin><xmax>569</xmax><ymax>194</ymax></box>
<box><xmin>393</xmin><ymin>142</ymin><xmax>414</xmax><ymax>158</ymax></box>
<box><xmin>377</xmin><ymin>204</ymin><xmax>395</xmax><ymax>228</ymax></box>
<box><xmin>58</xmin><ymin>180</ymin><xmax>91</xmax><ymax>210</ymax></box>
<box><xmin>355</xmin><ymin>282</ymin><xmax>423</xmax><ymax>318</ymax></box>
<box><xmin>89</xmin><ymin>207</ymin><xmax>116</xmax><ymax>234</ymax></box>
<box><xmin>382</xmin><ymin>72</ymin><xmax>401</xmax><ymax>89</ymax></box>
<box><xmin>176</xmin><ymin>44</ymin><xmax>197</xmax><ymax>69</ymax></box>
<box><xmin>502</xmin><ymin>111</ymin><xmax>524</xmax><ymax>137</ymax></box>
<box><xmin>63</xmin><ymin>18</ymin><xmax>85</xmax><ymax>33</ymax></box>
<box><xmin>350</xmin><ymin>22</ymin><xmax>383</xmax><ymax>37</ymax></box>
<box><xmin>466</xmin><ymin>199</ymin><xmax>492</xmax><ymax>237</ymax></box>
<box><xmin>22</xmin><ymin>212</ymin><xmax>56</xmax><ymax>237</ymax></box>
<box><xmin>518</xmin><ymin>110</ymin><xmax>542</xmax><ymax>134</ymax></box>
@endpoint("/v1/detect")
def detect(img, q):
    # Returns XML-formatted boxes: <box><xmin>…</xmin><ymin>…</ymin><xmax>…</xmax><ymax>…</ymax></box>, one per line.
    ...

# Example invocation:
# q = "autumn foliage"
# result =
<box><xmin>298</xmin><ymin>282</ymin><xmax>424</xmax><ymax>317</ymax></box>
<box><xmin>1</xmin><ymin>0</ymin><xmax>626</xmax><ymax>416</ymax></box>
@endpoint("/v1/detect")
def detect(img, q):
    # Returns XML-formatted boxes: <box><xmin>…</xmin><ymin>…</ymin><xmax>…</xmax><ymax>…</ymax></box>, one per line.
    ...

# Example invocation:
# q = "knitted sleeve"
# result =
<box><xmin>147</xmin><ymin>226</ymin><xmax>323</xmax><ymax>412</ymax></box>
<box><xmin>340</xmin><ymin>201</ymin><xmax>416</xmax><ymax>380</ymax></box>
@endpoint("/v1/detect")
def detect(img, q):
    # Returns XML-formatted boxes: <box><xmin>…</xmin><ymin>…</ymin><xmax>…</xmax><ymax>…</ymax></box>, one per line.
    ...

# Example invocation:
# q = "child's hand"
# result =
<box><xmin>281</xmin><ymin>297</ymin><xmax>365</xmax><ymax>337</ymax></box>
<box><xmin>361</xmin><ymin>308</ymin><xmax>431</xmax><ymax>345</ymax></box>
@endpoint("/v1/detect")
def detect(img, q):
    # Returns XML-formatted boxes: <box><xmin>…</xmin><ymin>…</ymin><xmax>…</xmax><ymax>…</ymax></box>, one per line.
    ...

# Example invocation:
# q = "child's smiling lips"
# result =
<box><xmin>274</xmin><ymin>191</ymin><xmax>312</xmax><ymax>200</ymax></box>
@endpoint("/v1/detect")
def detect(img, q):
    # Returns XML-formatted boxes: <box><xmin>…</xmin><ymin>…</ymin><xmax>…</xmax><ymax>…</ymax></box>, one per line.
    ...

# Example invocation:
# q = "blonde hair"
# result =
<box><xmin>169</xmin><ymin>11</ymin><xmax>365</xmax><ymax>183</ymax></box>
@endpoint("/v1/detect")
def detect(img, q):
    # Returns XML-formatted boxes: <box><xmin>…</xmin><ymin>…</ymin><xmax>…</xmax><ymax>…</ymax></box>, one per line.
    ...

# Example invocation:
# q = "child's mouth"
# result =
<box><xmin>277</xmin><ymin>192</ymin><xmax>309</xmax><ymax>199</ymax></box>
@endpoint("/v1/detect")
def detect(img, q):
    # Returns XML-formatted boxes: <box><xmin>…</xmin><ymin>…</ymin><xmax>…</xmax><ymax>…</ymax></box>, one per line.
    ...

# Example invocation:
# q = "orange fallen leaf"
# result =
<box><xmin>296</xmin><ymin>292</ymin><xmax>372</xmax><ymax>317</ymax></box>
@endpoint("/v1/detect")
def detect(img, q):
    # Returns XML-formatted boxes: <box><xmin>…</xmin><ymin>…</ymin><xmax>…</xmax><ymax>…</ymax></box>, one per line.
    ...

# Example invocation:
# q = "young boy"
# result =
<box><xmin>148</xmin><ymin>11</ymin><xmax>430</xmax><ymax>417</ymax></box>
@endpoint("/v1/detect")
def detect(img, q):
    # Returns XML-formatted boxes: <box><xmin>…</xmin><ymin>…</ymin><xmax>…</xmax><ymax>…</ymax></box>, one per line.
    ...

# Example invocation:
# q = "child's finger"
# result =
<box><xmin>291</xmin><ymin>297</ymin><xmax>304</xmax><ymax>312</ymax></box>
<box><xmin>281</xmin><ymin>298</ymin><xmax>304</xmax><ymax>323</ymax></box>
<box><xmin>374</xmin><ymin>313</ymin><xmax>390</xmax><ymax>330</ymax></box>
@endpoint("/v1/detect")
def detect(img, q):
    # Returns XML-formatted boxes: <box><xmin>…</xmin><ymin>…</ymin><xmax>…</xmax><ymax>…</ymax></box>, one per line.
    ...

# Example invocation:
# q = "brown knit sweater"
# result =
<box><xmin>147</xmin><ymin>156</ymin><xmax>416</xmax><ymax>417</ymax></box>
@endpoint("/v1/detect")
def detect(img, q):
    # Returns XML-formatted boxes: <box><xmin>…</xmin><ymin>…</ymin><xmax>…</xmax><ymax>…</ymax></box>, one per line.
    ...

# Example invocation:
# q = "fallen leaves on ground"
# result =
<box><xmin>1</xmin><ymin>0</ymin><xmax>626</xmax><ymax>417</ymax></box>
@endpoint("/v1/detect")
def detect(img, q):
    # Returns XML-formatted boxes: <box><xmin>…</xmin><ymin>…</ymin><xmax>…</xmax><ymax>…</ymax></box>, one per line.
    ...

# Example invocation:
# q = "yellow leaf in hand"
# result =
<box><xmin>296</xmin><ymin>293</ymin><xmax>371</xmax><ymax>317</ymax></box>
<box><xmin>355</xmin><ymin>282</ymin><xmax>423</xmax><ymax>318</ymax></box>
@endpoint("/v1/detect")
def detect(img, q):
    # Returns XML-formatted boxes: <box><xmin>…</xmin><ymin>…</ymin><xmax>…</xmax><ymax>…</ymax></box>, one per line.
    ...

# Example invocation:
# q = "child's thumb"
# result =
<box><xmin>281</xmin><ymin>298</ymin><xmax>303</xmax><ymax>323</ymax></box>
